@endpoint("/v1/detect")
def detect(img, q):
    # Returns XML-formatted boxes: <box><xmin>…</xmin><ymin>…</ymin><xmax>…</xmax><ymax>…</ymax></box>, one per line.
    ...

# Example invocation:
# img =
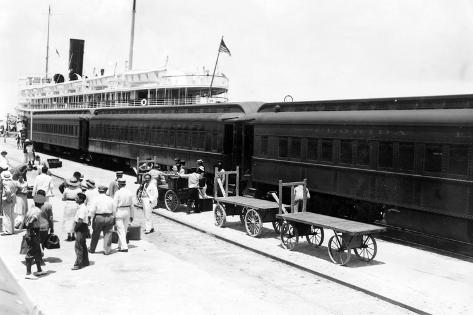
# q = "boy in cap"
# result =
<box><xmin>24</xmin><ymin>194</ymin><xmax>47</xmax><ymax>279</ymax></box>
<box><xmin>107</xmin><ymin>171</ymin><xmax>123</xmax><ymax>199</ymax></box>
<box><xmin>88</xmin><ymin>185</ymin><xmax>115</xmax><ymax>254</ymax></box>
<box><xmin>113</xmin><ymin>178</ymin><xmax>134</xmax><ymax>252</ymax></box>
<box><xmin>72</xmin><ymin>193</ymin><xmax>89</xmax><ymax>270</ymax></box>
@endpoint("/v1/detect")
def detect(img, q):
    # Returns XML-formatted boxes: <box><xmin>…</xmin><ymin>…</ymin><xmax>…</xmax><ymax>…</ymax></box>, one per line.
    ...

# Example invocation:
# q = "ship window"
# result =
<box><xmin>379</xmin><ymin>142</ymin><xmax>394</xmax><ymax>168</ymax></box>
<box><xmin>356</xmin><ymin>141</ymin><xmax>370</xmax><ymax>166</ymax></box>
<box><xmin>261</xmin><ymin>136</ymin><xmax>268</xmax><ymax>155</ymax></box>
<box><xmin>340</xmin><ymin>140</ymin><xmax>353</xmax><ymax>164</ymax></box>
<box><xmin>289</xmin><ymin>137</ymin><xmax>301</xmax><ymax>158</ymax></box>
<box><xmin>321</xmin><ymin>139</ymin><xmax>333</xmax><ymax>162</ymax></box>
<box><xmin>399</xmin><ymin>142</ymin><xmax>415</xmax><ymax>171</ymax></box>
<box><xmin>424</xmin><ymin>144</ymin><xmax>442</xmax><ymax>172</ymax></box>
<box><xmin>448</xmin><ymin>145</ymin><xmax>468</xmax><ymax>175</ymax></box>
<box><xmin>307</xmin><ymin>138</ymin><xmax>318</xmax><ymax>160</ymax></box>
<box><xmin>279</xmin><ymin>137</ymin><xmax>288</xmax><ymax>158</ymax></box>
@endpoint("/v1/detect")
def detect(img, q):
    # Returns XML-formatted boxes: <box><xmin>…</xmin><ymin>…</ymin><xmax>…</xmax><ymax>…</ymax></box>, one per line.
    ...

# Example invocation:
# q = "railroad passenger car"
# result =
<box><xmin>31</xmin><ymin>110</ymin><xmax>93</xmax><ymax>157</ymax></box>
<box><xmin>88</xmin><ymin>103</ymin><xmax>260</xmax><ymax>173</ymax></box>
<box><xmin>251</xmin><ymin>98</ymin><xmax>473</xmax><ymax>255</ymax></box>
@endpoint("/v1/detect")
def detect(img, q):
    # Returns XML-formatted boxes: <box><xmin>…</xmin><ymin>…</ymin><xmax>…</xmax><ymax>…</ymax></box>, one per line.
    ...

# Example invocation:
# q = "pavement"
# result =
<box><xmin>1</xmin><ymin>137</ymin><xmax>473</xmax><ymax>314</ymax></box>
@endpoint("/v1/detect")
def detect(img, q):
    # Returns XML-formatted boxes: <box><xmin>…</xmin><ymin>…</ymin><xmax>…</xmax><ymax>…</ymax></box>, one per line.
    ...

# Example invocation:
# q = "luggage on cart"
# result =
<box><xmin>47</xmin><ymin>158</ymin><xmax>62</xmax><ymax>169</ymax></box>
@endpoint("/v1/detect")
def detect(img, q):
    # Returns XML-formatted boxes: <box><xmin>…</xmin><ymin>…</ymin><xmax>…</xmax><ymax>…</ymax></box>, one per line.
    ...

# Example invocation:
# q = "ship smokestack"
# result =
<box><xmin>69</xmin><ymin>38</ymin><xmax>85</xmax><ymax>81</ymax></box>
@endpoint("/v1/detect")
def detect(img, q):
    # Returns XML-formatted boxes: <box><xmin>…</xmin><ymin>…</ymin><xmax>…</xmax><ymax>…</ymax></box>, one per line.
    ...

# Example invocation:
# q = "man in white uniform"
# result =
<box><xmin>32</xmin><ymin>166</ymin><xmax>54</xmax><ymax>201</ymax></box>
<box><xmin>113</xmin><ymin>178</ymin><xmax>134</xmax><ymax>252</ymax></box>
<box><xmin>140</xmin><ymin>174</ymin><xmax>157</xmax><ymax>234</ymax></box>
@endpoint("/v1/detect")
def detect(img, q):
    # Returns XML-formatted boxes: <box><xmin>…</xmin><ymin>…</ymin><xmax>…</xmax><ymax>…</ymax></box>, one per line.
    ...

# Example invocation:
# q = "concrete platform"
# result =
<box><xmin>1</xmin><ymin>138</ymin><xmax>473</xmax><ymax>314</ymax></box>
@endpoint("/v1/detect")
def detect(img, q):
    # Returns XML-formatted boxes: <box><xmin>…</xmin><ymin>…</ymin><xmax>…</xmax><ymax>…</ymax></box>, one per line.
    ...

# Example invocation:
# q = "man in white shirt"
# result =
<box><xmin>0</xmin><ymin>151</ymin><xmax>10</xmax><ymax>172</ymax></box>
<box><xmin>32</xmin><ymin>166</ymin><xmax>54</xmax><ymax>201</ymax></box>
<box><xmin>140</xmin><ymin>174</ymin><xmax>158</xmax><ymax>234</ymax></box>
<box><xmin>113</xmin><ymin>178</ymin><xmax>134</xmax><ymax>252</ymax></box>
<box><xmin>89</xmin><ymin>185</ymin><xmax>115</xmax><ymax>255</ymax></box>
<box><xmin>180</xmin><ymin>166</ymin><xmax>203</xmax><ymax>214</ymax></box>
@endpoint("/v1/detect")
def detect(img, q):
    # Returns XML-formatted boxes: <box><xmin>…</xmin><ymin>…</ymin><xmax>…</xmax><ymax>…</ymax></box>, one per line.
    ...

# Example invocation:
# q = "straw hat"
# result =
<box><xmin>67</xmin><ymin>177</ymin><xmax>80</xmax><ymax>187</ymax></box>
<box><xmin>86</xmin><ymin>179</ymin><xmax>96</xmax><ymax>189</ymax></box>
<box><xmin>98</xmin><ymin>185</ymin><xmax>108</xmax><ymax>192</ymax></box>
<box><xmin>1</xmin><ymin>170</ymin><xmax>12</xmax><ymax>180</ymax></box>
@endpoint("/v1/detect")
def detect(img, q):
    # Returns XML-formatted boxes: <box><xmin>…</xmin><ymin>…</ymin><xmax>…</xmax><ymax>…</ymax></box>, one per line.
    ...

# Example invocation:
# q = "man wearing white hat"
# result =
<box><xmin>179</xmin><ymin>166</ymin><xmax>204</xmax><ymax>214</ymax></box>
<box><xmin>1</xmin><ymin>171</ymin><xmax>17</xmax><ymax>234</ymax></box>
<box><xmin>113</xmin><ymin>178</ymin><xmax>134</xmax><ymax>252</ymax></box>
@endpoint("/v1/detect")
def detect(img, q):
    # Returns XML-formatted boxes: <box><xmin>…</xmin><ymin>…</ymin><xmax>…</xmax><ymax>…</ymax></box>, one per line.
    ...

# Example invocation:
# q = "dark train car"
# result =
<box><xmin>250</xmin><ymin>98</ymin><xmax>473</xmax><ymax>255</ymax></box>
<box><xmin>30</xmin><ymin>110</ymin><xmax>93</xmax><ymax>155</ymax></box>
<box><xmin>88</xmin><ymin>103</ymin><xmax>261</xmax><ymax>173</ymax></box>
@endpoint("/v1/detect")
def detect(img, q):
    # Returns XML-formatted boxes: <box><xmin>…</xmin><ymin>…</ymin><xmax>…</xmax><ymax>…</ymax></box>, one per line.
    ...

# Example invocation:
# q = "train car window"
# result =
<box><xmin>261</xmin><ymin>136</ymin><xmax>268</xmax><ymax>155</ymax></box>
<box><xmin>340</xmin><ymin>140</ymin><xmax>353</xmax><ymax>164</ymax></box>
<box><xmin>198</xmin><ymin>131</ymin><xmax>205</xmax><ymax>150</ymax></box>
<box><xmin>378</xmin><ymin>142</ymin><xmax>394</xmax><ymax>168</ymax></box>
<box><xmin>279</xmin><ymin>138</ymin><xmax>288</xmax><ymax>158</ymax></box>
<box><xmin>212</xmin><ymin>132</ymin><xmax>220</xmax><ymax>152</ymax></box>
<box><xmin>356</xmin><ymin>141</ymin><xmax>370</xmax><ymax>166</ymax></box>
<box><xmin>399</xmin><ymin>142</ymin><xmax>415</xmax><ymax>171</ymax></box>
<box><xmin>307</xmin><ymin>138</ymin><xmax>318</xmax><ymax>160</ymax></box>
<box><xmin>448</xmin><ymin>145</ymin><xmax>468</xmax><ymax>175</ymax></box>
<box><xmin>169</xmin><ymin>129</ymin><xmax>176</xmax><ymax>147</ymax></box>
<box><xmin>424</xmin><ymin>145</ymin><xmax>442</xmax><ymax>172</ymax></box>
<box><xmin>192</xmin><ymin>130</ymin><xmax>199</xmax><ymax>149</ymax></box>
<box><xmin>205</xmin><ymin>132</ymin><xmax>212</xmax><ymax>151</ymax></box>
<box><xmin>289</xmin><ymin>137</ymin><xmax>301</xmax><ymax>158</ymax></box>
<box><xmin>321</xmin><ymin>139</ymin><xmax>333</xmax><ymax>162</ymax></box>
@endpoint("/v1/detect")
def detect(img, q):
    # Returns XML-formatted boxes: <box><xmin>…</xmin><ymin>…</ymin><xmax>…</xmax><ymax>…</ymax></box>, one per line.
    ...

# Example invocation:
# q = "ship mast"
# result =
<box><xmin>45</xmin><ymin>5</ymin><xmax>51</xmax><ymax>80</ymax></box>
<box><xmin>128</xmin><ymin>0</ymin><xmax>136</xmax><ymax>70</ymax></box>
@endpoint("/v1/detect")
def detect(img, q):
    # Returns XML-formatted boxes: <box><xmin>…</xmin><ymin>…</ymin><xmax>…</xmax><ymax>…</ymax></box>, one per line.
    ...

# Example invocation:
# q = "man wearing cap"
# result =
<box><xmin>0</xmin><ymin>150</ymin><xmax>10</xmax><ymax>173</ymax></box>
<box><xmin>88</xmin><ymin>185</ymin><xmax>115</xmax><ymax>254</ymax></box>
<box><xmin>72</xmin><ymin>193</ymin><xmax>89</xmax><ymax>270</ymax></box>
<box><xmin>140</xmin><ymin>174</ymin><xmax>157</xmax><ymax>234</ymax></box>
<box><xmin>1</xmin><ymin>171</ymin><xmax>17</xmax><ymax>234</ymax></box>
<box><xmin>179</xmin><ymin>167</ymin><xmax>204</xmax><ymax>214</ymax></box>
<box><xmin>84</xmin><ymin>179</ymin><xmax>99</xmax><ymax>214</ymax></box>
<box><xmin>32</xmin><ymin>166</ymin><xmax>54</xmax><ymax>201</ymax></box>
<box><xmin>107</xmin><ymin>171</ymin><xmax>123</xmax><ymax>199</ymax></box>
<box><xmin>113</xmin><ymin>178</ymin><xmax>134</xmax><ymax>252</ymax></box>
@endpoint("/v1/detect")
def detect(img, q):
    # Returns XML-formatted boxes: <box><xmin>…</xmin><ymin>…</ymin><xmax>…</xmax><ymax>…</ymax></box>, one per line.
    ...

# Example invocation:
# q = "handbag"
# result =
<box><xmin>45</xmin><ymin>233</ymin><xmax>60</xmax><ymax>249</ymax></box>
<box><xmin>20</xmin><ymin>235</ymin><xmax>29</xmax><ymax>255</ymax></box>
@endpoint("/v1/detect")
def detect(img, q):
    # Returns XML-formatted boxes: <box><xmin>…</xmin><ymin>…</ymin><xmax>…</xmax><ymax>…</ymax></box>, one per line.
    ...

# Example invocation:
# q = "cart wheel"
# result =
<box><xmin>306</xmin><ymin>226</ymin><xmax>324</xmax><ymax>247</ymax></box>
<box><xmin>354</xmin><ymin>235</ymin><xmax>377</xmax><ymax>262</ymax></box>
<box><xmin>245</xmin><ymin>208</ymin><xmax>262</xmax><ymax>237</ymax></box>
<box><xmin>272</xmin><ymin>218</ymin><xmax>283</xmax><ymax>234</ymax></box>
<box><xmin>135</xmin><ymin>187</ymin><xmax>143</xmax><ymax>207</ymax></box>
<box><xmin>164</xmin><ymin>190</ymin><xmax>179</xmax><ymax>212</ymax></box>
<box><xmin>281</xmin><ymin>221</ymin><xmax>299</xmax><ymax>250</ymax></box>
<box><xmin>214</xmin><ymin>203</ymin><xmax>226</xmax><ymax>227</ymax></box>
<box><xmin>328</xmin><ymin>235</ymin><xmax>351</xmax><ymax>265</ymax></box>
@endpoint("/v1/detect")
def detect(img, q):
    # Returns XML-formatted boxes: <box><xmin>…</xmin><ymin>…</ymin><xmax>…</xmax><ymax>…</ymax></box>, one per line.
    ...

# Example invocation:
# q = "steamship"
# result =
<box><xmin>16</xmin><ymin>1</ymin><xmax>229</xmax><ymax>118</ymax></box>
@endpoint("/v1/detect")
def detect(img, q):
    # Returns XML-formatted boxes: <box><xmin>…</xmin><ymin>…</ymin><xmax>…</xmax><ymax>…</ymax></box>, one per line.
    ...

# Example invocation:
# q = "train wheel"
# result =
<box><xmin>281</xmin><ymin>221</ymin><xmax>298</xmax><ymax>251</ymax></box>
<box><xmin>245</xmin><ymin>208</ymin><xmax>262</xmax><ymax>237</ymax></box>
<box><xmin>272</xmin><ymin>218</ymin><xmax>283</xmax><ymax>234</ymax></box>
<box><xmin>214</xmin><ymin>203</ymin><xmax>226</xmax><ymax>227</ymax></box>
<box><xmin>354</xmin><ymin>235</ymin><xmax>377</xmax><ymax>262</ymax></box>
<box><xmin>306</xmin><ymin>226</ymin><xmax>324</xmax><ymax>247</ymax></box>
<box><xmin>164</xmin><ymin>190</ymin><xmax>179</xmax><ymax>212</ymax></box>
<box><xmin>328</xmin><ymin>235</ymin><xmax>351</xmax><ymax>265</ymax></box>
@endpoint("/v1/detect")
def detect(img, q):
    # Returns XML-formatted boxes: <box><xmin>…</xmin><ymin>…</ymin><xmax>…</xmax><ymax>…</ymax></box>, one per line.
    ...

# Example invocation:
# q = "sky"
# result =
<box><xmin>2</xmin><ymin>0</ymin><xmax>473</xmax><ymax>119</ymax></box>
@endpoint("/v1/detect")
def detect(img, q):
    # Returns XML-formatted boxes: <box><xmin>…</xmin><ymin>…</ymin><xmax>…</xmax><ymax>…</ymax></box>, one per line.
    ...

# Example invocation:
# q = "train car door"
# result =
<box><xmin>78</xmin><ymin>118</ymin><xmax>89</xmax><ymax>152</ymax></box>
<box><xmin>242</xmin><ymin>124</ymin><xmax>254</xmax><ymax>174</ymax></box>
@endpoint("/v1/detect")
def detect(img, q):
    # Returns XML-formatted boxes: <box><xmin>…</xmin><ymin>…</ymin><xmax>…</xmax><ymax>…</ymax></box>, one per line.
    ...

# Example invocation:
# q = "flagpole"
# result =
<box><xmin>45</xmin><ymin>5</ymin><xmax>51</xmax><ymax>81</ymax></box>
<box><xmin>209</xmin><ymin>36</ymin><xmax>223</xmax><ymax>98</ymax></box>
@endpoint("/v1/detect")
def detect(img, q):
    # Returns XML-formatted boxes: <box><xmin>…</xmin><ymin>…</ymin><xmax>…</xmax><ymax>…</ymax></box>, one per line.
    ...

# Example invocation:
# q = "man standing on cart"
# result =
<box><xmin>179</xmin><ymin>166</ymin><xmax>204</xmax><ymax>214</ymax></box>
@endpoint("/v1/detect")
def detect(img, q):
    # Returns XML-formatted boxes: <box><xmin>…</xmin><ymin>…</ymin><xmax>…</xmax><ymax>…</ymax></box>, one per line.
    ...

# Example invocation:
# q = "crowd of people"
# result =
<box><xmin>1</xmin><ymin>139</ymin><xmax>227</xmax><ymax>280</ymax></box>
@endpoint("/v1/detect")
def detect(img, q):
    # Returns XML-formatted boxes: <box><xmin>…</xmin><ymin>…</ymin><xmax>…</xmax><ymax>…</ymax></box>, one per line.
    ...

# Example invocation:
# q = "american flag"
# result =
<box><xmin>219</xmin><ymin>39</ymin><xmax>231</xmax><ymax>56</ymax></box>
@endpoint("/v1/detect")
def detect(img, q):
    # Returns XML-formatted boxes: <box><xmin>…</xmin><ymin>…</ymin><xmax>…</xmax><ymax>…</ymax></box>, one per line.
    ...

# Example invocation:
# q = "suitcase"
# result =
<box><xmin>127</xmin><ymin>225</ymin><xmax>141</xmax><ymax>241</ymax></box>
<box><xmin>47</xmin><ymin>158</ymin><xmax>62</xmax><ymax>169</ymax></box>
<box><xmin>199</xmin><ymin>198</ymin><xmax>214</xmax><ymax>212</ymax></box>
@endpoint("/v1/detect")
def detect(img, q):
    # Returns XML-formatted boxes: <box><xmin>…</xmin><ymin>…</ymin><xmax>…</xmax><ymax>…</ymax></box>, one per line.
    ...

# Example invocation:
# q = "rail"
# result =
<box><xmin>17</xmin><ymin>96</ymin><xmax>228</xmax><ymax>111</ymax></box>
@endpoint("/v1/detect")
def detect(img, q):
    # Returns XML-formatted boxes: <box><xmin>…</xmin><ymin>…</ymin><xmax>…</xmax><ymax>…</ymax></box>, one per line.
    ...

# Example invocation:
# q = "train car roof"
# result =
<box><xmin>249</xmin><ymin>108</ymin><xmax>473</xmax><ymax>126</ymax></box>
<box><xmin>90</xmin><ymin>112</ymin><xmax>248</xmax><ymax>122</ymax></box>
<box><xmin>32</xmin><ymin>113</ymin><xmax>93</xmax><ymax>120</ymax></box>
<box><xmin>259</xmin><ymin>93</ymin><xmax>473</xmax><ymax>112</ymax></box>
<box><xmin>93</xmin><ymin>102</ymin><xmax>262</xmax><ymax>116</ymax></box>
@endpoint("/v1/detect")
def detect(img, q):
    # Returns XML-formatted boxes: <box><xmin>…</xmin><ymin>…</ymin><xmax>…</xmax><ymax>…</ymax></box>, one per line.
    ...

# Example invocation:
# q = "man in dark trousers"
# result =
<box><xmin>107</xmin><ymin>171</ymin><xmax>123</xmax><ymax>198</ymax></box>
<box><xmin>88</xmin><ymin>185</ymin><xmax>115</xmax><ymax>255</ymax></box>
<box><xmin>179</xmin><ymin>166</ymin><xmax>204</xmax><ymax>214</ymax></box>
